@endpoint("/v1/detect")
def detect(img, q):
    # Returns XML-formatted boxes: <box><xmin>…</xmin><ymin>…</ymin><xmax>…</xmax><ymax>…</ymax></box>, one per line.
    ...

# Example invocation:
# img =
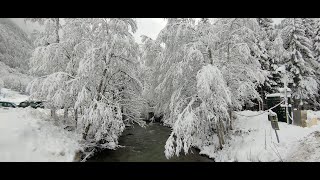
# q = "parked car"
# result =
<box><xmin>18</xmin><ymin>101</ymin><xmax>45</xmax><ymax>109</ymax></box>
<box><xmin>0</xmin><ymin>101</ymin><xmax>17</xmax><ymax>109</ymax></box>
<box><xmin>33</xmin><ymin>101</ymin><xmax>45</xmax><ymax>109</ymax></box>
<box><xmin>18</xmin><ymin>101</ymin><xmax>30</xmax><ymax>108</ymax></box>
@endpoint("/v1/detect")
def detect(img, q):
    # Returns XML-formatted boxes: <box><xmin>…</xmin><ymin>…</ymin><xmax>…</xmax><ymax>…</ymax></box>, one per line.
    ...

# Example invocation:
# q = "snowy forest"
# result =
<box><xmin>2</xmin><ymin>18</ymin><xmax>320</xmax><ymax>162</ymax></box>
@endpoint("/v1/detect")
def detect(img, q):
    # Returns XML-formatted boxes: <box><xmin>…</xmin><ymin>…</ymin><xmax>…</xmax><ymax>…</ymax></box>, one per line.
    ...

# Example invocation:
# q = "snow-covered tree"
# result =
<box><xmin>28</xmin><ymin>42</ymin><xmax>70</xmax><ymax>76</ymax></box>
<box><xmin>25</xmin><ymin>18</ymin><xmax>72</xmax><ymax>120</ymax></box>
<box><xmin>152</xmin><ymin>18</ymin><xmax>203</xmax><ymax>123</ymax></box>
<box><xmin>139</xmin><ymin>35</ymin><xmax>163</xmax><ymax>116</ymax></box>
<box><xmin>25</xmin><ymin>18</ymin><xmax>61</xmax><ymax>44</ymax></box>
<box><xmin>141</xmin><ymin>18</ymin><xmax>268</xmax><ymax>158</ymax></box>
<box><xmin>312</xmin><ymin>18</ymin><xmax>320</xmax><ymax>109</ymax></box>
<box><xmin>140</xmin><ymin>18</ymin><xmax>233</xmax><ymax>158</ymax></box>
<box><xmin>254</xmin><ymin>18</ymin><xmax>277</xmax><ymax>105</ymax></box>
<box><xmin>256</xmin><ymin>19</ymin><xmax>296</xmax><ymax>99</ymax></box>
<box><xmin>267</xmin><ymin>30</ymin><xmax>291</xmax><ymax>91</ymax></box>
<box><xmin>209</xmin><ymin>18</ymin><xmax>266</xmax><ymax>110</ymax></box>
<box><xmin>302</xmin><ymin>18</ymin><xmax>316</xmax><ymax>41</ymax></box>
<box><xmin>257</xmin><ymin>18</ymin><xmax>275</xmax><ymax>41</ymax></box>
<box><xmin>281</xmin><ymin>18</ymin><xmax>320</xmax><ymax>109</ymax></box>
<box><xmin>27</xmin><ymin>18</ymin><xmax>144</xmax><ymax>151</ymax></box>
<box><xmin>165</xmin><ymin>64</ymin><xmax>231</xmax><ymax>158</ymax></box>
<box><xmin>314</xmin><ymin>19</ymin><xmax>320</xmax><ymax>63</ymax></box>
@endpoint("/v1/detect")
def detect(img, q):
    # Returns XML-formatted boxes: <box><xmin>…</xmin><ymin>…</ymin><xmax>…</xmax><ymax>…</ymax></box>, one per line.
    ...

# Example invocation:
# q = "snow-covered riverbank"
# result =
<box><xmin>200</xmin><ymin>111</ymin><xmax>320</xmax><ymax>162</ymax></box>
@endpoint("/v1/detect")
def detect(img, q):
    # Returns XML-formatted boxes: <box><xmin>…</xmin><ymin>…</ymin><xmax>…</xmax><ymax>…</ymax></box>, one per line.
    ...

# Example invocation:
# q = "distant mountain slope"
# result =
<box><xmin>0</xmin><ymin>18</ymin><xmax>33</xmax><ymax>73</ymax></box>
<box><xmin>0</xmin><ymin>18</ymin><xmax>34</xmax><ymax>93</ymax></box>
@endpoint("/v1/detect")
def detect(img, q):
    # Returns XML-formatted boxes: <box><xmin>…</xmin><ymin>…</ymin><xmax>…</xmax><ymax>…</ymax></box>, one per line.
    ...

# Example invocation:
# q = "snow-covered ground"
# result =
<box><xmin>0</xmin><ymin>88</ymin><xmax>81</xmax><ymax>162</ymax></box>
<box><xmin>0</xmin><ymin>107</ymin><xmax>82</xmax><ymax>162</ymax></box>
<box><xmin>0</xmin><ymin>87</ymin><xmax>29</xmax><ymax>105</ymax></box>
<box><xmin>200</xmin><ymin>110</ymin><xmax>320</xmax><ymax>162</ymax></box>
<box><xmin>3</xmin><ymin>87</ymin><xmax>320</xmax><ymax>162</ymax></box>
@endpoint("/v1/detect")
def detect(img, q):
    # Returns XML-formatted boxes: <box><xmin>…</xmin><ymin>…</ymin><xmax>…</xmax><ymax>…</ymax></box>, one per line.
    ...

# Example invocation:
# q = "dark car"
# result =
<box><xmin>33</xmin><ymin>101</ymin><xmax>45</xmax><ymax>109</ymax></box>
<box><xmin>0</xmin><ymin>101</ymin><xmax>17</xmax><ymax>108</ymax></box>
<box><xmin>18</xmin><ymin>101</ymin><xmax>30</xmax><ymax>108</ymax></box>
<box><xmin>18</xmin><ymin>101</ymin><xmax>45</xmax><ymax>109</ymax></box>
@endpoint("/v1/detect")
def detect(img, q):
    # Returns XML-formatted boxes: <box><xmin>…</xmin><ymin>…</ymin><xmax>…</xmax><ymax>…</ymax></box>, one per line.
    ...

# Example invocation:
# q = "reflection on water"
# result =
<box><xmin>88</xmin><ymin>122</ymin><xmax>214</xmax><ymax>162</ymax></box>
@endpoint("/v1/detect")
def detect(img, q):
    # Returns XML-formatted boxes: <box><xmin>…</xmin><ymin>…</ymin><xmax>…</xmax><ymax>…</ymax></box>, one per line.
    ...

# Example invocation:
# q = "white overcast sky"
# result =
<box><xmin>10</xmin><ymin>18</ymin><xmax>283</xmax><ymax>44</ymax></box>
<box><xmin>10</xmin><ymin>18</ymin><xmax>167</xmax><ymax>43</ymax></box>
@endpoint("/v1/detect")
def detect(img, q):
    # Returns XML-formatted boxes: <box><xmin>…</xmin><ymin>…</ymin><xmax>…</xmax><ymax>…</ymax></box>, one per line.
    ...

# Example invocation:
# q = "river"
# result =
<box><xmin>87</xmin><ymin>122</ymin><xmax>214</xmax><ymax>162</ymax></box>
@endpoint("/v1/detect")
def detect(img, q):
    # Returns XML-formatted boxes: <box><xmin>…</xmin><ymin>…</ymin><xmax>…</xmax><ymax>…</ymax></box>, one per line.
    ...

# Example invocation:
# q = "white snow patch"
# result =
<box><xmin>276</xmin><ymin>65</ymin><xmax>286</xmax><ymax>73</ymax></box>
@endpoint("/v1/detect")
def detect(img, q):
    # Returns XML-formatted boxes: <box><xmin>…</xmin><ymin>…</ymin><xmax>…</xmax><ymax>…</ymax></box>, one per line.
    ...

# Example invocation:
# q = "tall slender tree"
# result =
<box><xmin>281</xmin><ymin>18</ymin><xmax>320</xmax><ymax>109</ymax></box>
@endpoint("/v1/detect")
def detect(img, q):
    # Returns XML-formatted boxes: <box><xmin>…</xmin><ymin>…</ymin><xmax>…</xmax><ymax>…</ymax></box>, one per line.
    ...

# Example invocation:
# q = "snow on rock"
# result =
<box><xmin>0</xmin><ymin>107</ymin><xmax>82</xmax><ymax>162</ymax></box>
<box><xmin>0</xmin><ymin>88</ymin><xmax>29</xmax><ymax>105</ymax></box>
<box><xmin>199</xmin><ymin>110</ymin><xmax>320</xmax><ymax>162</ymax></box>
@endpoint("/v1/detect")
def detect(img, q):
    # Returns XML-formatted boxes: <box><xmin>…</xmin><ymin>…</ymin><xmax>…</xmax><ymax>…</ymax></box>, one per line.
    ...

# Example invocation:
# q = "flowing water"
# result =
<box><xmin>88</xmin><ymin>122</ymin><xmax>214</xmax><ymax>162</ymax></box>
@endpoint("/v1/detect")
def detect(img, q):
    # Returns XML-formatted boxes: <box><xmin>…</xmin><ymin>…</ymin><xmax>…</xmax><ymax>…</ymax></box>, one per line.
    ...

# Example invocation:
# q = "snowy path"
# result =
<box><xmin>286</xmin><ymin>131</ymin><xmax>320</xmax><ymax>162</ymax></box>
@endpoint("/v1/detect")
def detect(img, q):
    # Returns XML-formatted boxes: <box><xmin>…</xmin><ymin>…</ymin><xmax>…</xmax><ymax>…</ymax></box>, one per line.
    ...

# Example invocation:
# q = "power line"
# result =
<box><xmin>234</xmin><ymin>100</ymin><xmax>285</xmax><ymax>118</ymax></box>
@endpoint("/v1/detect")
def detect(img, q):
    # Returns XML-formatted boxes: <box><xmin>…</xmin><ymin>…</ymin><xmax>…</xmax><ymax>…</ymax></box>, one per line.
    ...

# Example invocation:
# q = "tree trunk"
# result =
<box><xmin>294</xmin><ymin>98</ymin><xmax>301</xmax><ymax>110</ymax></box>
<box><xmin>220</xmin><ymin>120</ymin><xmax>226</xmax><ymax>143</ymax></box>
<box><xmin>74</xmin><ymin>108</ymin><xmax>78</xmax><ymax>127</ymax></box>
<box><xmin>82</xmin><ymin>123</ymin><xmax>92</xmax><ymax>140</ymax></box>
<box><xmin>216</xmin><ymin>123</ymin><xmax>223</xmax><ymax>149</ymax></box>
<box><xmin>260</xmin><ymin>87</ymin><xmax>265</xmax><ymax>111</ymax></box>
<box><xmin>55</xmin><ymin>18</ymin><xmax>59</xmax><ymax>43</ymax></box>
<box><xmin>228</xmin><ymin>107</ymin><xmax>234</xmax><ymax>130</ymax></box>
<box><xmin>216</xmin><ymin>118</ymin><xmax>225</xmax><ymax>150</ymax></box>
<box><xmin>51</xmin><ymin>108</ymin><xmax>58</xmax><ymax>124</ymax></box>
<box><xmin>64</xmin><ymin>107</ymin><xmax>68</xmax><ymax>123</ymax></box>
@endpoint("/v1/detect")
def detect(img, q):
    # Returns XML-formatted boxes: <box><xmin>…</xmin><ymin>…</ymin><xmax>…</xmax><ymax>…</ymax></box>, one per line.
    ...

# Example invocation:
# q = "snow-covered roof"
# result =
<box><xmin>266</xmin><ymin>87</ymin><xmax>292</xmax><ymax>98</ymax></box>
<box><xmin>266</xmin><ymin>93</ymin><xmax>291</xmax><ymax>98</ymax></box>
<box><xmin>278</xmin><ymin>87</ymin><xmax>292</xmax><ymax>92</ymax></box>
<box><xmin>266</xmin><ymin>93</ymin><xmax>281</xmax><ymax>97</ymax></box>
